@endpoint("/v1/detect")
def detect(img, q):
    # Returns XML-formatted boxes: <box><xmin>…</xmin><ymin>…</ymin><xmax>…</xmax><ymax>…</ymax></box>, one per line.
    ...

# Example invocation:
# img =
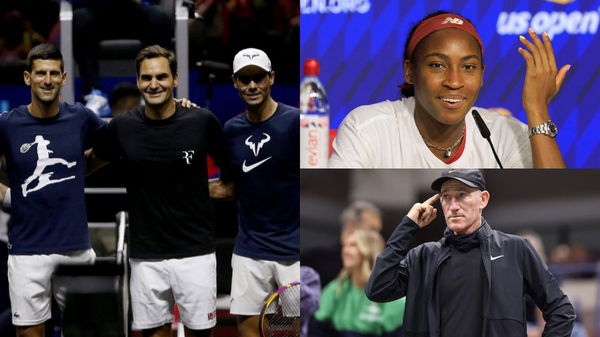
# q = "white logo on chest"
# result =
<box><xmin>244</xmin><ymin>133</ymin><xmax>271</xmax><ymax>157</ymax></box>
<box><xmin>20</xmin><ymin>135</ymin><xmax>76</xmax><ymax>197</ymax></box>
<box><xmin>182</xmin><ymin>150</ymin><xmax>195</xmax><ymax>165</ymax></box>
<box><xmin>242</xmin><ymin>133</ymin><xmax>272</xmax><ymax>173</ymax></box>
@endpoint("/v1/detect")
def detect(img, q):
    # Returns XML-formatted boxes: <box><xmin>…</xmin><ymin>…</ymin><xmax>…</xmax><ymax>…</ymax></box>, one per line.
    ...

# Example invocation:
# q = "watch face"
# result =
<box><xmin>547</xmin><ymin>121</ymin><xmax>558</xmax><ymax>137</ymax></box>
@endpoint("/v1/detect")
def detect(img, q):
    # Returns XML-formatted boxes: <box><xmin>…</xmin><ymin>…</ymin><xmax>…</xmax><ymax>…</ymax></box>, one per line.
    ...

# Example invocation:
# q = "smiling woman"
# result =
<box><xmin>310</xmin><ymin>229</ymin><xmax>405</xmax><ymax>337</ymax></box>
<box><xmin>328</xmin><ymin>10</ymin><xmax>568</xmax><ymax>168</ymax></box>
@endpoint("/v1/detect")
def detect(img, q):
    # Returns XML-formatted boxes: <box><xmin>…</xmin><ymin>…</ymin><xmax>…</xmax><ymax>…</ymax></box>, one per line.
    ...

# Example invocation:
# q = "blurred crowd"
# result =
<box><xmin>0</xmin><ymin>0</ymin><xmax>299</xmax><ymax>84</ymax></box>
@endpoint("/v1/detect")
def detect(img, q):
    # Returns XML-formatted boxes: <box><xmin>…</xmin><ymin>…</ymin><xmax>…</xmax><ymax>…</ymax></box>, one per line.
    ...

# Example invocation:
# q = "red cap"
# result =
<box><xmin>304</xmin><ymin>58</ymin><xmax>320</xmax><ymax>76</ymax></box>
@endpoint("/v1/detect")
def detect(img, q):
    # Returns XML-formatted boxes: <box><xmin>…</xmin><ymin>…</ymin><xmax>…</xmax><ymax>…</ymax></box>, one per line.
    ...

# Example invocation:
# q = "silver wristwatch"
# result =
<box><xmin>528</xmin><ymin>120</ymin><xmax>558</xmax><ymax>138</ymax></box>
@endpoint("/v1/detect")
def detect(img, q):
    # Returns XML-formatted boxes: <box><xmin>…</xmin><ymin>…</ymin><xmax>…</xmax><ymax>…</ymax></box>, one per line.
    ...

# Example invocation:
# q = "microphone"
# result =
<box><xmin>472</xmin><ymin>110</ymin><xmax>503</xmax><ymax>169</ymax></box>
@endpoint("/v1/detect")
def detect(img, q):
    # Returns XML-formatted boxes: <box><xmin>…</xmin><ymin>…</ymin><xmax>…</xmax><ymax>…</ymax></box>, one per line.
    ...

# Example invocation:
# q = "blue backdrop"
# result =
<box><xmin>301</xmin><ymin>0</ymin><xmax>600</xmax><ymax>168</ymax></box>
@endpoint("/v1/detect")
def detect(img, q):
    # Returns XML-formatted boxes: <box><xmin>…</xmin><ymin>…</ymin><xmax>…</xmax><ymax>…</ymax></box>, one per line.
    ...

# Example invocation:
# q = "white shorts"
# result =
<box><xmin>229</xmin><ymin>253</ymin><xmax>300</xmax><ymax>316</ymax></box>
<box><xmin>7</xmin><ymin>249</ymin><xmax>96</xmax><ymax>326</ymax></box>
<box><xmin>130</xmin><ymin>253</ymin><xmax>217</xmax><ymax>330</ymax></box>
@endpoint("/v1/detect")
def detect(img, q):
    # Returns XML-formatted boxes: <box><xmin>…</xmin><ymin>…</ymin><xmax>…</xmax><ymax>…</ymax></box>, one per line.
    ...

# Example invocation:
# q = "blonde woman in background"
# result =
<box><xmin>311</xmin><ymin>229</ymin><xmax>405</xmax><ymax>337</ymax></box>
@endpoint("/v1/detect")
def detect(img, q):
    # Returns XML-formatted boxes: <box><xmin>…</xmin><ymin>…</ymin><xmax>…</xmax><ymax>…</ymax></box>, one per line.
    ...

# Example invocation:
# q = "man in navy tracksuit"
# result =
<box><xmin>366</xmin><ymin>169</ymin><xmax>575</xmax><ymax>337</ymax></box>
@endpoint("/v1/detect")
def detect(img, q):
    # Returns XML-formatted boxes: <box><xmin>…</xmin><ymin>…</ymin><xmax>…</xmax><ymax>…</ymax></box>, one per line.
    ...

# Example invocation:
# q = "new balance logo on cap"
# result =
<box><xmin>442</xmin><ymin>17</ymin><xmax>464</xmax><ymax>25</ymax></box>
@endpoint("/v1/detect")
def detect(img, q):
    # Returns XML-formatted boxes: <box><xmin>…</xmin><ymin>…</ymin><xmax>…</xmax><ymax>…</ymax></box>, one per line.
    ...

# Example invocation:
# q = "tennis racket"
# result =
<box><xmin>258</xmin><ymin>281</ymin><xmax>301</xmax><ymax>337</ymax></box>
<box><xmin>20</xmin><ymin>142</ymin><xmax>33</xmax><ymax>153</ymax></box>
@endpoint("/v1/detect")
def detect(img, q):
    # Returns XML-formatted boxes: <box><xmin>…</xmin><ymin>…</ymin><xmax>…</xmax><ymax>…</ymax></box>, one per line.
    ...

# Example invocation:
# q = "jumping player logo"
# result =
<box><xmin>20</xmin><ymin>135</ymin><xmax>76</xmax><ymax>197</ymax></box>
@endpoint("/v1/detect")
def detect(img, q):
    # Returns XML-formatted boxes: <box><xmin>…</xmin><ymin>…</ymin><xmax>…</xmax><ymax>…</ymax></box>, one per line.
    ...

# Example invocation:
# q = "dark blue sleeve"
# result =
<box><xmin>291</xmin><ymin>108</ymin><xmax>300</xmax><ymax>167</ymax></box>
<box><xmin>82</xmin><ymin>105</ymin><xmax>108</xmax><ymax>149</ymax></box>
<box><xmin>91</xmin><ymin>117</ymin><xmax>119</xmax><ymax>161</ymax></box>
<box><xmin>0</xmin><ymin>117</ymin><xmax>7</xmax><ymax>157</ymax></box>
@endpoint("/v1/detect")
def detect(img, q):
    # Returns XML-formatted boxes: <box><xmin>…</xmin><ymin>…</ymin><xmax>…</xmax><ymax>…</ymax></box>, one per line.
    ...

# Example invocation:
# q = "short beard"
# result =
<box><xmin>242</xmin><ymin>94</ymin><xmax>266</xmax><ymax>110</ymax></box>
<box><xmin>33</xmin><ymin>90</ymin><xmax>59</xmax><ymax>105</ymax></box>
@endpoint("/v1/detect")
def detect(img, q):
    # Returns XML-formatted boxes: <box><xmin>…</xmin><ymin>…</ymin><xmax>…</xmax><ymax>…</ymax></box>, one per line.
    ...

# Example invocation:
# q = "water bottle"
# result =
<box><xmin>300</xmin><ymin>59</ymin><xmax>329</xmax><ymax>168</ymax></box>
<box><xmin>0</xmin><ymin>99</ymin><xmax>9</xmax><ymax>113</ymax></box>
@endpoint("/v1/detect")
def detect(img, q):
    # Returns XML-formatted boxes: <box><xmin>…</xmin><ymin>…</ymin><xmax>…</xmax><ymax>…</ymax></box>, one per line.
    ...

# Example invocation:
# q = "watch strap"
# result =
<box><xmin>528</xmin><ymin>120</ymin><xmax>557</xmax><ymax>138</ymax></box>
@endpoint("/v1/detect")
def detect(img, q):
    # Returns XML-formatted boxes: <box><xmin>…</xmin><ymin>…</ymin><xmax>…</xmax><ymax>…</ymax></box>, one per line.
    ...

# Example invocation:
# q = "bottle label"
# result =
<box><xmin>300</xmin><ymin>115</ymin><xmax>329</xmax><ymax>168</ymax></box>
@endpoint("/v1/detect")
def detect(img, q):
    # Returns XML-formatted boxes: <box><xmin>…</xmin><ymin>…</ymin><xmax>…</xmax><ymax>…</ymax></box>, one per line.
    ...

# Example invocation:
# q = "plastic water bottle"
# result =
<box><xmin>0</xmin><ymin>99</ymin><xmax>9</xmax><ymax>113</ymax></box>
<box><xmin>300</xmin><ymin>59</ymin><xmax>329</xmax><ymax>168</ymax></box>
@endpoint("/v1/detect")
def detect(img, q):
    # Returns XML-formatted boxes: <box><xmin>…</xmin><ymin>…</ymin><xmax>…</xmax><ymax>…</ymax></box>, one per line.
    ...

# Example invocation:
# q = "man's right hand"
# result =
<box><xmin>407</xmin><ymin>194</ymin><xmax>440</xmax><ymax>228</ymax></box>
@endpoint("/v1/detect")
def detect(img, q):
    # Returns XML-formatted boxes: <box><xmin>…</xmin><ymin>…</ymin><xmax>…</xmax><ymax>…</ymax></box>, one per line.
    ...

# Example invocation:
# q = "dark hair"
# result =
<box><xmin>135</xmin><ymin>45</ymin><xmax>177</xmax><ymax>76</ymax></box>
<box><xmin>26</xmin><ymin>43</ymin><xmax>63</xmax><ymax>72</ymax></box>
<box><xmin>109</xmin><ymin>82</ymin><xmax>141</xmax><ymax>108</ymax></box>
<box><xmin>401</xmin><ymin>11</ymin><xmax>483</xmax><ymax>97</ymax></box>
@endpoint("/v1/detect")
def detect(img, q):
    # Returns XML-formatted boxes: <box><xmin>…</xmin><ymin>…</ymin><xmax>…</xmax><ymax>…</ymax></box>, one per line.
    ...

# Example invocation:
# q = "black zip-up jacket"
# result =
<box><xmin>365</xmin><ymin>216</ymin><xmax>575</xmax><ymax>337</ymax></box>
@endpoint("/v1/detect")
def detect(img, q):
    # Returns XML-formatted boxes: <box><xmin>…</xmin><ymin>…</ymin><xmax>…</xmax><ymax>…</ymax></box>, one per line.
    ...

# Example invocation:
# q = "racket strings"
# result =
<box><xmin>262</xmin><ymin>283</ymin><xmax>301</xmax><ymax>337</ymax></box>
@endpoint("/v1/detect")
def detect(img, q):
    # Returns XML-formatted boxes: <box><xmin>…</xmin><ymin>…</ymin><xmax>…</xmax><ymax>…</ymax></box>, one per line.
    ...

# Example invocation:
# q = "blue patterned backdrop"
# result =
<box><xmin>301</xmin><ymin>0</ymin><xmax>600</xmax><ymax>168</ymax></box>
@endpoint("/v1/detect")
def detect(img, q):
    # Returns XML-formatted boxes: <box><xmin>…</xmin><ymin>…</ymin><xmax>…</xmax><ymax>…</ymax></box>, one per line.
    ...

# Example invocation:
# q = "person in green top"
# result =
<box><xmin>311</xmin><ymin>229</ymin><xmax>405</xmax><ymax>337</ymax></box>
